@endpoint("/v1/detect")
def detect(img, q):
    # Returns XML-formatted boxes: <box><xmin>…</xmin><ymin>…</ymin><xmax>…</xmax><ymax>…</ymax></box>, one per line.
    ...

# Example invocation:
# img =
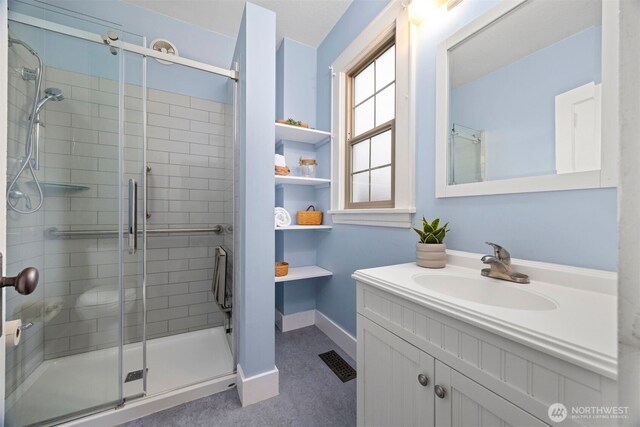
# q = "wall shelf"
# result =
<box><xmin>275</xmin><ymin>175</ymin><xmax>331</xmax><ymax>186</ymax></box>
<box><xmin>275</xmin><ymin>123</ymin><xmax>331</xmax><ymax>145</ymax></box>
<box><xmin>275</xmin><ymin>265</ymin><xmax>333</xmax><ymax>283</ymax></box>
<box><xmin>27</xmin><ymin>181</ymin><xmax>90</xmax><ymax>192</ymax></box>
<box><xmin>275</xmin><ymin>225</ymin><xmax>332</xmax><ymax>231</ymax></box>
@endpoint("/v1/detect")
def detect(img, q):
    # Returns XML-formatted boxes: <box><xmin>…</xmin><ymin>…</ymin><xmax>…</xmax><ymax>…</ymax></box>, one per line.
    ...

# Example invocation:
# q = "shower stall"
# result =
<box><xmin>3</xmin><ymin>2</ymin><xmax>237</xmax><ymax>425</ymax></box>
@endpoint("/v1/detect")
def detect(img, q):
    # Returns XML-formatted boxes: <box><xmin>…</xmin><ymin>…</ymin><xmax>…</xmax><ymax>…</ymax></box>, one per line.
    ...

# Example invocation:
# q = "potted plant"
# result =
<box><xmin>276</xmin><ymin>117</ymin><xmax>310</xmax><ymax>128</ymax></box>
<box><xmin>412</xmin><ymin>216</ymin><xmax>450</xmax><ymax>268</ymax></box>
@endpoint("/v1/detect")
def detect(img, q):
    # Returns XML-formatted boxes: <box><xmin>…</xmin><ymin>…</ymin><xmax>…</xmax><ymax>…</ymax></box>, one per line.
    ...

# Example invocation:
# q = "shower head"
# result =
<box><xmin>34</xmin><ymin>88</ymin><xmax>64</xmax><ymax>115</ymax></box>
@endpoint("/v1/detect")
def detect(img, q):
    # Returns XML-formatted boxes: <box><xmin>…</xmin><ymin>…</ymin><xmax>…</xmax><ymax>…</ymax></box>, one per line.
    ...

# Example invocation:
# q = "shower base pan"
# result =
<box><xmin>7</xmin><ymin>327</ymin><xmax>235</xmax><ymax>426</ymax></box>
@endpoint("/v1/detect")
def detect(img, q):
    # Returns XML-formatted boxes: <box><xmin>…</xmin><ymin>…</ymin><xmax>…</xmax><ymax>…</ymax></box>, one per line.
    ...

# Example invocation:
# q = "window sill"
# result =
<box><xmin>328</xmin><ymin>208</ymin><xmax>415</xmax><ymax>228</ymax></box>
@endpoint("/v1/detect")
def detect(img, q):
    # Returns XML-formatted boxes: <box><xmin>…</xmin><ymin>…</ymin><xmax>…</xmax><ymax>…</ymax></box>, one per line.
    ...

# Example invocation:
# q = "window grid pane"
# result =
<box><xmin>352</xmin><ymin>171</ymin><xmax>370</xmax><ymax>203</ymax></box>
<box><xmin>370</xmin><ymin>130</ymin><xmax>392</xmax><ymax>169</ymax></box>
<box><xmin>354</xmin><ymin>63</ymin><xmax>375</xmax><ymax>105</ymax></box>
<box><xmin>370</xmin><ymin>166</ymin><xmax>392</xmax><ymax>201</ymax></box>
<box><xmin>352</xmin><ymin>139</ymin><xmax>370</xmax><ymax>173</ymax></box>
<box><xmin>375</xmin><ymin>45</ymin><xmax>395</xmax><ymax>90</ymax></box>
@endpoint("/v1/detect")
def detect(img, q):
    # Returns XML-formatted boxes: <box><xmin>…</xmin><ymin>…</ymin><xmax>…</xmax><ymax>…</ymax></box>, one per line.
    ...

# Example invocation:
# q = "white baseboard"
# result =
<box><xmin>275</xmin><ymin>309</ymin><xmax>316</xmax><ymax>332</ymax></box>
<box><xmin>236</xmin><ymin>364</ymin><xmax>279</xmax><ymax>407</ymax></box>
<box><xmin>314</xmin><ymin>310</ymin><xmax>357</xmax><ymax>361</ymax></box>
<box><xmin>273</xmin><ymin>308</ymin><xmax>356</xmax><ymax>361</ymax></box>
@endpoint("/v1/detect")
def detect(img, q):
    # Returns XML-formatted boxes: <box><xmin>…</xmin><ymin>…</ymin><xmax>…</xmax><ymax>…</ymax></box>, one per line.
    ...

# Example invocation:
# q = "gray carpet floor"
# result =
<box><xmin>122</xmin><ymin>326</ymin><xmax>356</xmax><ymax>427</ymax></box>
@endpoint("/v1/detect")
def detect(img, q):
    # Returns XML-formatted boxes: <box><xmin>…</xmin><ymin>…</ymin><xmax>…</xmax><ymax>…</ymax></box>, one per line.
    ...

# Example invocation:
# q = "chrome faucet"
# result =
<box><xmin>481</xmin><ymin>242</ymin><xmax>529</xmax><ymax>284</ymax></box>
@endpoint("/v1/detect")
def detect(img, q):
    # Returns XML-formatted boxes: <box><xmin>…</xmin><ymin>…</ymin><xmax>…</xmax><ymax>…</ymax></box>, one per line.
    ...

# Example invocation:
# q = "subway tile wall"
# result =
<box><xmin>5</xmin><ymin>63</ymin><xmax>233</xmax><ymax>395</ymax></box>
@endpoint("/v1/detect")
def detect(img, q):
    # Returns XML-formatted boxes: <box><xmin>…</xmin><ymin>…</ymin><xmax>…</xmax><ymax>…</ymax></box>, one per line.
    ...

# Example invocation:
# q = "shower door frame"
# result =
<box><xmin>1</xmin><ymin>7</ymin><xmax>239</xmax><ymax>424</ymax></box>
<box><xmin>0</xmin><ymin>0</ymin><xmax>9</xmax><ymax>421</ymax></box>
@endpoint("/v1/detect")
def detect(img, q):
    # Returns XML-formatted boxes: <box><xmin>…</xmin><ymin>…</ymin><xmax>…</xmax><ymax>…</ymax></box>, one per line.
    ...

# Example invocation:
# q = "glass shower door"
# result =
<box><xmin>121</xmin><ymin>48</ymin><xmax>147</xmax><ymax>401</ymax></box>
<box><xmin>4</xmin><ymin>15</ymin><xmax>144</xmax><ymax>425</ymax></box>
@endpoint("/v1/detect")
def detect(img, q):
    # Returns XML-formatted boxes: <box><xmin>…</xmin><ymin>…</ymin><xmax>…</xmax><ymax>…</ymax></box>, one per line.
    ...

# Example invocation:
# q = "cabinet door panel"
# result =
<box><xmin>435</xmin><ymin>360</ymin><xmax>548</xmax><ymax>427</ymax></box>
<box><xmin>358</xmin><ymin>315</ymin><xmax>435</xmax><ymax>427</ymax></box>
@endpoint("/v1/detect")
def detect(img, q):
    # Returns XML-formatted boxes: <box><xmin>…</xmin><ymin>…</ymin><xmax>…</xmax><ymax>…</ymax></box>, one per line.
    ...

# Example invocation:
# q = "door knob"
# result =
<box><xmin>1</xmin><ymin>267</ymin><xmax>39</xmax><ymax>295</ymax></box>
<box><xmin>434</xmin><ymin>384</ymin><xmax>446</xmax><ymax>399</ymax></box>
<box><xmin>417</xmin><ymin>374</ymin><xmax>429</xmax><ymax>387</ymax></box>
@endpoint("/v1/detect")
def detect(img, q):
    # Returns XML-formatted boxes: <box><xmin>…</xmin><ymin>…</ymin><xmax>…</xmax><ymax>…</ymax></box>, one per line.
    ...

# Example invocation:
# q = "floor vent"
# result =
<box><xmin>319</xmin><ymin>350</ymin><xmax>356</xmax><ymax>383</ymax></box>
<box><xmin>125</xmin><ymin>369</ymin><xmax>147</xmax><ymax>383</ymax></box>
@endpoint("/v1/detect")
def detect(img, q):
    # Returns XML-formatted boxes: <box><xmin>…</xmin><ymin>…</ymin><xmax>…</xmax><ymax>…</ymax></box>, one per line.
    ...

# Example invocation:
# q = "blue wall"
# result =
<box><xmin>9</xmin><ymin>0</ymin><xmax>235</xmax><ymax>101</ymax></box>
<box><xmin>314</xmin><ymin>0</ymin><xmax>618</xmax><ymax>337</ymax></box>
<box><xmin>451</xmin><ymin>27</ymin><xmax>602</xmax><ymax>180</ymax></box>
<box><xmin>275</xmin><ymin>38</ymin><xmax>317</xmax><ymax>127</ymax></box>
<box><xmin>234</xmin><ymin>3</ymin><xmax>277</xmax><ymax>377</ymax></box>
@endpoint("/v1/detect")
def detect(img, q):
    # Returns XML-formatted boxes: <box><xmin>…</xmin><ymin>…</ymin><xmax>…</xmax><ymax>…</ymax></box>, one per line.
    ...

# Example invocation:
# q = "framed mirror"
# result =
<box><xmin>435</xmin><ymin>0</ymin><xmax>619</xmax><ymax>197</ymax></box>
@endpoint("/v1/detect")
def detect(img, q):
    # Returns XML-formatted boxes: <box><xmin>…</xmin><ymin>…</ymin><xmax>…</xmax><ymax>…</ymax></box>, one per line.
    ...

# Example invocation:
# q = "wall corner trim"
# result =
<box><xmin>314</xmin><ymin>310</ymin><xmax>357</xmax><ymax>361</ymax></box>
<box><xmin>236</xmin><ymin>364</ymin><xmax>279</xmax><ymax>407</ymax></box>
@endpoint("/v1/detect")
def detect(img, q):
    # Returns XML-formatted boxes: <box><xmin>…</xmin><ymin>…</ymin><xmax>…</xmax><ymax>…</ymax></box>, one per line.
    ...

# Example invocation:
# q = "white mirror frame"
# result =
<box><xmin>435</xmin><ymin>0</ymin><xmax>619</xmax><ymax>198</ymax></box>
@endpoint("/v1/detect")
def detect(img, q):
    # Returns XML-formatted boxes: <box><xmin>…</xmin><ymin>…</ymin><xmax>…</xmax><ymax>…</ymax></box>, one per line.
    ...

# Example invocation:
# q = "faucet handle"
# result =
<box><xmin>485</xmin><ymin>242</ymin><xmax>511</xmax><ymax>265</ymax></box>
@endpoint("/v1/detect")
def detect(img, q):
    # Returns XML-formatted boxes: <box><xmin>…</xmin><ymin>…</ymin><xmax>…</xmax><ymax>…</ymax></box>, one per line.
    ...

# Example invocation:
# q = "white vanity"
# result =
<box><xmin>353</xmin><ymin>251</ymin><xmax>616</xmax><ymax>426</ymax></box>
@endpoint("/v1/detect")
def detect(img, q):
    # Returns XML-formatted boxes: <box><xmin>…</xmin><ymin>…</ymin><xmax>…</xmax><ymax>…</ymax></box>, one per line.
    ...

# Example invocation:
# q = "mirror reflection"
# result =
<box><xmin>448</xmin><ymin>0</ymin><xmax>602</xmax><ymax>185</ymax></box>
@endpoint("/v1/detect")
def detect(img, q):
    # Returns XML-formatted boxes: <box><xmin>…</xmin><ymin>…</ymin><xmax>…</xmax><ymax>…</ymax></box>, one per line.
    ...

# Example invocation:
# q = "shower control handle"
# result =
<box><xmin>128</xmin><ymin>179</ymin><xmax>138</xmax><ymax>255</ymax></box>
<box><xmin>0</xmin><ymin>254</ymin><xmax>39</xmax><ymax>296</ymax></box>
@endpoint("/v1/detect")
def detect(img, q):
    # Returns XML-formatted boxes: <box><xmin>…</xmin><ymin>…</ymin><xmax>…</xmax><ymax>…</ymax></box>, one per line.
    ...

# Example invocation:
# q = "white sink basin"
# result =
<box><xmin>413</xmin><ymin>274</ymin><xmax>557</xmax><ymax>311</ymax></box>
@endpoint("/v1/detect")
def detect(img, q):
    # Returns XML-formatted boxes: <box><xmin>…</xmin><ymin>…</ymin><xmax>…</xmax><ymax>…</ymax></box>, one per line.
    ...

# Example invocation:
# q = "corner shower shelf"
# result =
<box><xmin>27</xmin><ymin>181</ymin><xmax>90</xmax><ymax>192</ymax></box>
<box><xmin>275</xmin><ymin>123</ymin><xmax>331</xmax><ymax>145</ymax></box>
<box><xmin>274</xmin><ymin>175</ymin><xmax>331</xmax><ymax>186</ymax></box>
<box><xmin>275</xmin><ymin>225</ymin><xmax>332</xmax><ymax>231</ymax></box>
<box><xmin>274</xmin><ymin>265</ymin><xmax>333</xmax><ymax>283</ymax></box>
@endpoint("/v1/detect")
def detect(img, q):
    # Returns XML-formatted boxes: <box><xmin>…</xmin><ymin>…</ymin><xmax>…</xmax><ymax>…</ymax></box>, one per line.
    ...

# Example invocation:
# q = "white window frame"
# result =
<box><xmin>329</xmin><ymin>0</ymin><xmax>416</xmax><ymax>228</ymax></box>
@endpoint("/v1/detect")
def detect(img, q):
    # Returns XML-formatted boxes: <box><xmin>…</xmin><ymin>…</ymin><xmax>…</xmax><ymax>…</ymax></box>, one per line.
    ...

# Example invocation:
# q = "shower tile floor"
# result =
<box><xmin>7</xmin><ymin>327</ymin><xmax>233</xmax><ymax>426</ymax></box>
<box><xmin>122</xmin><ymin>326</ymin><xmax>357</xmax><ymax>427</ymax></box>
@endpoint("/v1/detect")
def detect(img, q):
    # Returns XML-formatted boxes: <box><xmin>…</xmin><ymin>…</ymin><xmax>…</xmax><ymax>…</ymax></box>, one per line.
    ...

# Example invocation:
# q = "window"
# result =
<box><xmin>330</xmin><ymin>0</ymin><xmax>415</xmax><ymax>227</ymax></box>
<box><xmin>346</xmin><ymin>40</ymin><xmax>395</xmax><ymax>208</ymax></box>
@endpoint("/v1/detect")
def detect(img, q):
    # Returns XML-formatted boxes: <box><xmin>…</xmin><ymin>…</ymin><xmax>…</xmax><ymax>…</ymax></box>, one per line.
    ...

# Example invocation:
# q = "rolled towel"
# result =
<box><xmin>275</xmin><ymin>154</ymin><xmax>287</xmax><ymax>167</ymax></box>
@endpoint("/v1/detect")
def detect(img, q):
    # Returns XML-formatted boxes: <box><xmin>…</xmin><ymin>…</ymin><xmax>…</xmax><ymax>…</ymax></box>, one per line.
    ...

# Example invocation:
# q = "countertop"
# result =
<box><xmin>352</xmin><ymin>251</ymin><xmax>617</xmax><ymax>379</ymax></box>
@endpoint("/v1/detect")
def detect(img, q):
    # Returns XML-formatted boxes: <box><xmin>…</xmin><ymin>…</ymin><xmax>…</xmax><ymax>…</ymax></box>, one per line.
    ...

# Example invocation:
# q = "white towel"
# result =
<box><xmin>275</xmin><ymin>154</ymin><xmax>287</xmax><ymax>167</ymax></box>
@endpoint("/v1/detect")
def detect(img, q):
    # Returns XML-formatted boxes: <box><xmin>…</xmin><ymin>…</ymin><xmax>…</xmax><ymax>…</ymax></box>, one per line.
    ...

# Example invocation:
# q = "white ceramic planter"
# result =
<box><xmin>416</xmin><ymin>243</ymin><xmax>447</xmax><ymax>268</ymax></box>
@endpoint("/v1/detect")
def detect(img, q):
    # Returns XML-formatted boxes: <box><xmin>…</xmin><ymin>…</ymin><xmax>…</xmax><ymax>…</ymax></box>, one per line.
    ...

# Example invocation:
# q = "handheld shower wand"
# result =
<box><xmin>7</xmin><ymin>37</ymin><xmax>64</xmax><ymax>214</ymax></box>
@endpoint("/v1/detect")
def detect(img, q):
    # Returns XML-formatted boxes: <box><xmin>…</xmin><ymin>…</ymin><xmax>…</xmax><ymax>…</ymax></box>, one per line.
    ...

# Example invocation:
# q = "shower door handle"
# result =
<box><xmin>128</xmin><ymin>179</ymin><xmax>137</xmax><ymax>254</ymax></box>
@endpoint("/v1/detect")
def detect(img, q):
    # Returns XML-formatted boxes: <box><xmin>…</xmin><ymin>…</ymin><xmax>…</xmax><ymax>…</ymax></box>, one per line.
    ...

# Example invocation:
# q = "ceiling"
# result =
<box><xmin>123</xmin><ymin>0</ymin><xmax>353</xmax><ymax>48</ymax></box>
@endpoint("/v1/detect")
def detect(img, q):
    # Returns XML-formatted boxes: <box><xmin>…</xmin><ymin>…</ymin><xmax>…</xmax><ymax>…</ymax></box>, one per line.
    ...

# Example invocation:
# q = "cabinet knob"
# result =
<box><xmin>417</xmin><ymin>374</ymin><xmax>429</xmax><ymax>387</ymax></box>
<box><xmin>434</xmin><ymin>385</ymin><xmax>446</xmax><ymax>399</ymax></box>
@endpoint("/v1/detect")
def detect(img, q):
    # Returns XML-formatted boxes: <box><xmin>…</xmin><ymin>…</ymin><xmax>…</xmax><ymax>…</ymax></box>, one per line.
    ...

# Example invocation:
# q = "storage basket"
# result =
<box><xmin>275</xmin><ymin>262</ymin><xmax>289</xmax><ymax>277</ymax></box>
<box><xmin>275</xmin><ymin>166</ymin><xmax>290</xmax><ymax>176</ymax></box>
<box><xmin>297</xmin><ymin>205</ymin><xmax>323</xmax><ymax>225</ymax></box>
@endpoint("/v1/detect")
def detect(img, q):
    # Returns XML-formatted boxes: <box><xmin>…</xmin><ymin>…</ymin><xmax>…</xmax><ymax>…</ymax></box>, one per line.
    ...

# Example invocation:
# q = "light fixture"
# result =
<box><xmin>408</xmin><ymin>0</ymin><xmax>451</xmax><ymax>26</ymax></box>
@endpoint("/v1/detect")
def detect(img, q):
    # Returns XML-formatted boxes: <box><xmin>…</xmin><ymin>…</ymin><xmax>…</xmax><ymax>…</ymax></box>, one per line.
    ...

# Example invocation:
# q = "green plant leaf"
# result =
<box><xmin>434</xmin><ymin>228</ymin><xmax>447</xmax><ymax>243</ymax></box>
<box><xmin>420</xmin><ymin>216</ymin><xmax>434</xmax><ymax>233</ymax></box>
<box><xmin>412</xmin><ymin>228</ymin><xmax>428</xmax><ymax>243</ymax></box>
<box><xmin>425</xmin><ymin>233</ymin><xmax>439</xmax><ymax>244</ymax></box>
<box><xmin>431</xmin><ymin>218</ymin><xmax>440</xmax><ymax>230</ymax></box>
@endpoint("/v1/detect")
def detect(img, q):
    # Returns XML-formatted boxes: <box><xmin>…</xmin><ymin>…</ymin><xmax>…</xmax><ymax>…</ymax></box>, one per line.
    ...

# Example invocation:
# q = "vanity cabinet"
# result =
<box><xmin>358</xmin><ymin>315</ymin><xmax>546</xmax><ymax>427</ymax></box>
<box><xmin>356</xmin><ymin>278</ymin><xmax>617</xmax><ymax>427</ymax></box>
